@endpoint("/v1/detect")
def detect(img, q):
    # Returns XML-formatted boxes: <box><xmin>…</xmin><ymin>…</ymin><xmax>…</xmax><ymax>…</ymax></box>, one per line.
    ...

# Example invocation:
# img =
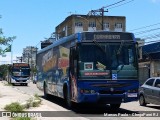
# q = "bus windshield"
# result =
<box><xmin>78</xmin><ymin>42</ymin><xmax>138</xmax><ymax>80</ymax></box>
<box><xmin>12</xmin><ymin>67</ymin><xmax>30</xmax><ymax>77</ymax></box>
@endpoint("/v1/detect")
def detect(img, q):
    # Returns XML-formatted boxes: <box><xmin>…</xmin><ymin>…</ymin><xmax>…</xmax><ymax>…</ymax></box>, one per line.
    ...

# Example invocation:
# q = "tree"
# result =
<box><xmin>0</xmin><ymin>64</ymin><xmax>8</xmax><ymax>80</ymax></box>
<box><xmin>0</xmin><ymin>15</ymin><xmax>16</xmax><ymax>55</ymax></box>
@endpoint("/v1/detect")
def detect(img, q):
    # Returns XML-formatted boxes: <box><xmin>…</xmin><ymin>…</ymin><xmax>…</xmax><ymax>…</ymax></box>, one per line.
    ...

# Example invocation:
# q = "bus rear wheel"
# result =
<box><xmin>65</xmin><ymin>89</ymin><xmax>74</xmax><ymax>109</ymax></box>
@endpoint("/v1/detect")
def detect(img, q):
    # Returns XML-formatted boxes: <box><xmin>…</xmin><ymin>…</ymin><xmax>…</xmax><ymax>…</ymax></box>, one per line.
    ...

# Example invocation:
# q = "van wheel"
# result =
<box><xmin>139</xmin><ymin>95</ymin><xmax>146</xmax><ymax>106</ymax></box>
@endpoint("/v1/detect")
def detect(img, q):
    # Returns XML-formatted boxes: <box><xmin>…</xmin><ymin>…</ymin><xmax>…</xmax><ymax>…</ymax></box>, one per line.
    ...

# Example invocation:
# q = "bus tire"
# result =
<box><xmin>65</xmin><ymin>88</ymin><xmax>73</xmax><ymax>109</ymax></box>
<box><xmin>43</xmin><ymin>82</ymin><xmax>49</xmax><ymax>99</ymax></box>
<box><xmin>109</xmin><ymin>103</ymin><xmax>121</xmax><ymax>110</ymax></box>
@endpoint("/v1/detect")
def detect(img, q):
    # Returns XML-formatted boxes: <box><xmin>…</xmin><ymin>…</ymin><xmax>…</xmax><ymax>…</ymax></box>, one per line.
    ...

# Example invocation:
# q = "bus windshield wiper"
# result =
<box><xmin>117</xmin><ymin>40</ymin><xmax>124</xmax><ymax>55</ymax></box>
<box><xmin>93</xmin><ymin>39</ymin><xmax>106</xmax><ymax>54</ymax></box>
<box><xmin>116</xmin><ymin>40</ymin><xmax>125</xmax><ymax>72</ymax></box>
<box><xmin>117</xmin><ymin>64</ymin><xmax>124</xmax><ymax>73</ymax></box>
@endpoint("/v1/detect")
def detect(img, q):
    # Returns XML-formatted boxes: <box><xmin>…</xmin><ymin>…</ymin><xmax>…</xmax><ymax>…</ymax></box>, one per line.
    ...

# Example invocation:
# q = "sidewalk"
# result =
<box><xmin>0</xmin><ymin>81</ymin><xmax>33</xmax><ymax>111</ymax></box>
<box><xmin>0</xmin><ymin>81</ymin><xmax>88</xmax><ymax>120</ymax></box>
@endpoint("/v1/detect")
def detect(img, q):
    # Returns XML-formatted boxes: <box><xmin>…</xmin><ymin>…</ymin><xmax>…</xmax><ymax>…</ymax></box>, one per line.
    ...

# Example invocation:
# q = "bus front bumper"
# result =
<box><xmin>11</xmin><ymin>78</ymin><xmax>30</xmax><ymax>83</ymax></box>
<box><xmin>77</xmin><ymin>93</ymin><xmax>138</xmax><ymax>104</ymax></box>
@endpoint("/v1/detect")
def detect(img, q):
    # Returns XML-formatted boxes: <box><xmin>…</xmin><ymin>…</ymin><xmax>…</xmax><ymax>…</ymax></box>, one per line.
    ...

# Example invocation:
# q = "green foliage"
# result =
<box><xmin>26</xmin><ymin>96</ymin><xmax>41</xmax><ymax>108</ymax></box>
<box><xmin>32</xmin><ymin>101</ymin><xmax>41</xmax><ymax>107</ymax></box>
<box><xmin>4</xmin><ymin>102</ymin><xmax>24</xmax><ymax>112</ymax></box>
<box><xmin>3</xmin><ymin>44</ymin><xmax>11</xmax><ymax>52</ymax></box>
<box><xmin>0</xmin><ymin>15</ymin><xmax>16</xmax><ymax>55</ymax></box>
<box><xmin>34</xmin><ymin>94</ymin><xmax>39</xmax><ymax>99</ymax></box>
<box><xmin>4</xmin><ymin>82</ymin><xmax>13</xmax><ymax>86</ymax></box>
<box><xmin>31</xmin><ymin>66</ymin><xmax>37</xmax><ymax>74</ymax></box>
<box><xmin>13</xmin><ymin>117</ymin><xmax>31</xmax><ymax>120</ymax></box>
<box><xmin>0</xmin><ymin>64</ymin><xmax>8</xmax><ymax>79</ymax></box>
<box><xmin>0</xmin><ymin>36</ymin><xmax>15</xmax><ymax>45</ymax></box>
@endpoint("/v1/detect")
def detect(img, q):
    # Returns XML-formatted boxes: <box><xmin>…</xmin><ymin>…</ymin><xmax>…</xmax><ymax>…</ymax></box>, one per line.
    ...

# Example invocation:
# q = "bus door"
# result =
<box><xmin>69</xmin><ymin>46</ymin><xmax>78</xmax><ymax>101</ymax></box>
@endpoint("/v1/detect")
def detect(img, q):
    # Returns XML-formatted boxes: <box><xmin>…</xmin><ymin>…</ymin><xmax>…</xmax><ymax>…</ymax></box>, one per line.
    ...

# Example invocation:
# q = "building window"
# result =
<box><xmin>89</xmin><ymin>22</ymin><xmax>96</xmax><ymax>27</ymax></box>
<box><xmin>103</xmin><ymin>23</ymin><xmax>110</xmax><ymax>31</ymax></box>
<box><xmin>74</xmin><ymin>22</ymin><xmax>83</xmax><ymax>33</ymax></box>
<box><xmin>75</xmin><ymin>22</ymin><xmax>83</xmax><ymax>27</ymax></box>
<box><xmin>115</xmin><ymin>23</ymin><xmax>123</xmax><ymax>28</ymax></box>
<box><xmin>63</xmin><ymin>27</ymin><xmax>65</xmax><ymax>31</ymax></box>
<box><xmin>103</xmin><ymin>23</ymin><xmax>109</xmax><ymax>28</ymax></box>
<box><xmin>115</xmin><ymin>23</ymin><xmax>123</xmax><ymax>32</ymax></box>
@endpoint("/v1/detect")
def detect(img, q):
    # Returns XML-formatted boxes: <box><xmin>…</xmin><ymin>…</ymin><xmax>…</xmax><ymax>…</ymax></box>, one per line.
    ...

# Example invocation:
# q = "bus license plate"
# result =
<box><xmin>128</xmin><ymin>93</ymin><xmax>137</xmax><ymax>97</ymax></box>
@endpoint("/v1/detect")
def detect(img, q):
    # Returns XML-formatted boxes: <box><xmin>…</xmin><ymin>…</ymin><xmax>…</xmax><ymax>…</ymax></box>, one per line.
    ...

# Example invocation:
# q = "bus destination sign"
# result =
<box><xmin>13</xmin><ymin>63</ymin><xmax>29</xmax><ymax>67</ymax></box>
<box><xmin>94</xmin><ymin>34</ymin><xmax>121</xmax><ymax>40</ymax></box>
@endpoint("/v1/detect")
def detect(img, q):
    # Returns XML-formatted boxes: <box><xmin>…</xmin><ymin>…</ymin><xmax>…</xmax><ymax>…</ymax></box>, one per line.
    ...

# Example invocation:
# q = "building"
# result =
<box><xmin>139</xmin><ymin>42</ymin><xmax>160</xmax><ymax>84</ymax></box>
<box><xmin>55</xmin><ymin>14</ymin><xmax>126</xmax><ymax>39</ymax></box>
<box><xmin>22</xmin><ymin>46</ymin><xmax>37</xmax><ymax>67</ymax></box>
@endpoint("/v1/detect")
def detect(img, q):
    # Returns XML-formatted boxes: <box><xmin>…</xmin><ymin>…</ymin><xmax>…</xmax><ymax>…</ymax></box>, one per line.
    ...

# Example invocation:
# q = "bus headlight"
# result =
<box><xmin>80</xmin><ymin>89</ymin><xmax>96</xmax><ymax>94</ymax></box>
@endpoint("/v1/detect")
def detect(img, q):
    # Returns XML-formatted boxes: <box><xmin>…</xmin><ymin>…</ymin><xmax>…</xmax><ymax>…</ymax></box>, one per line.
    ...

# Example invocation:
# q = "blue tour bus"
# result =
<box><xmin>36</xmin><ymin>31</ymin><xmax>139</xmax><ymax>109</ymax></box>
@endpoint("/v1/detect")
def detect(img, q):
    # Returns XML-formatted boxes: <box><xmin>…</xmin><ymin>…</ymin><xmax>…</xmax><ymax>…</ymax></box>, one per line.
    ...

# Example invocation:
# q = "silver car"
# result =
<box><xmin>139</xmin><ymin>77</ymin><xmax>160</xmax><ymax>106</ymax></box>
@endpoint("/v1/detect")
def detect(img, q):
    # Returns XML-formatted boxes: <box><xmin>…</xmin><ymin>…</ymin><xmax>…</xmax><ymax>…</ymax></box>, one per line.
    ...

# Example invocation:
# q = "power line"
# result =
<box><xmin>140</xmin><ymin>33</ymin><xmax>160</xmax><ymax>40</ymax></box>
<box><xmin>145</xmin><ymin>39</ymin><xmax>160</xmax><ymax>44</ymax></box>
<box><xmin>87</xmin><ymin>0</ymin><xmax>134</xmax><ymax>30</ymax></box>
<box><xmin>88</xmin><ymin>0</ymin><xmax>134</xmax><ymax>16</ymax></box>
<box><xmin>107</xmin><ymin>0</ymin><xmax>135</xmax><ymax>10</ymax></box>
<box><xmin>134</xmin><ymin>28</ymin><xmax>160</xmax><ymax>35</ymax></box>
<box><xmin>129</xmin><ymin>22</ymin><xmax>160</xmax><ymax>32</ymax></box>
<box><xmin>102</xmin><ymin>0</ymin><xmax>127</xmax><ymax>9</ymax></box>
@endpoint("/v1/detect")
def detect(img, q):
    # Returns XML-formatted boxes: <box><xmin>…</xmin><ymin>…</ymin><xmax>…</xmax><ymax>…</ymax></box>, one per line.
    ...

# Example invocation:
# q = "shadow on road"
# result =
<box><xmin>142</xmin><ymin>105</ymin><xmax>160</xmax><ymax>110</ymax></box>
<box><xmin>39</xmin><ymin>95</ymin><xmax>141</xmax><ymax>117</ymax></box>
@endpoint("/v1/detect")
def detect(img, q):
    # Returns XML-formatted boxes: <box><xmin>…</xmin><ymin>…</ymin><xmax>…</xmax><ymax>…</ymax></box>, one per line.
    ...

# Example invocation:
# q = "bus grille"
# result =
<box><xmin>99</xmin><ymin>90</ymin><xmax>125</xmax><ymax>94</ymax></box>
<box><xmin>91</xmin><ymin>83</ymin><xmax>130</xmax><ymax>88</ymax></box>
<box><xmin>15</xmin><ymin>80</ymin><xmax>27</xmax><ymax>82</ymax></box>
<box><xmin>98</xmin><ymin>97</ymin><xmax>122</xmax><ymax>104</ymax></box>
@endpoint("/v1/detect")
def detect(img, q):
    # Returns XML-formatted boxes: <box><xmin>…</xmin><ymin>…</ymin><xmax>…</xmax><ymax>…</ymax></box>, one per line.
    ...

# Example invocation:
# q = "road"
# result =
<box><xmin>12</xmin><ymin>81</ymin><xmax>160</xmax><ymax>120</ymax></box>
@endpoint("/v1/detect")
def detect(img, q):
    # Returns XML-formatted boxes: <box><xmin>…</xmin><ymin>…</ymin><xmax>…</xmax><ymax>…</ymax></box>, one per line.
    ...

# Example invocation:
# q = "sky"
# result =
<box><xmin>0</xmin><ymin>0</ymin><xmax>160</xmax><ymax>64</ymax></box>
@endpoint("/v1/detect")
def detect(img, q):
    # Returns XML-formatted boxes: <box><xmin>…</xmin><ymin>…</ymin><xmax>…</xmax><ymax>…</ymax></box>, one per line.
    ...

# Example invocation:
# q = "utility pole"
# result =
<box><xmin>88</xmin><ymin>7</ymin><xmax>108</xmax><ymax>30</ymax></box>
<box><xmin>27</xmin><ymin>53</ymin><xmax>30</xmax><ymax>64</ymax></box>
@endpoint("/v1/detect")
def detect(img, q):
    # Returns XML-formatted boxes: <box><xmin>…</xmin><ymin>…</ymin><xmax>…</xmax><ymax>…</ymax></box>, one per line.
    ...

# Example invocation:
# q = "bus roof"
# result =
<box><xmin>37</xmin><ymin>31</ymin><xmax>135</xmax><ymax>54</ymax></box>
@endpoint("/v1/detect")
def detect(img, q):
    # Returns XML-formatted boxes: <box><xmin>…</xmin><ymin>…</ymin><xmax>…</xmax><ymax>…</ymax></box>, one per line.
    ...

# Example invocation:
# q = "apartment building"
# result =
<box><xmin>55</xmin><ymin>14</ymin><xmax>126</xmax><ymax>39</ymax></box>
<box><xmin>22</xmin><ymin>46</ymin><xmax>37</xmax><ymax>67</ymax></box>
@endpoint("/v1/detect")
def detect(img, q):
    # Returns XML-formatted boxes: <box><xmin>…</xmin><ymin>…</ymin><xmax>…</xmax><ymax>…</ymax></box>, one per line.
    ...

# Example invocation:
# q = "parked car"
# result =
<box><xmin>139</xmin><ymin>77</ymin><xmax>160</xmax><ymax>106</ymax></box>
